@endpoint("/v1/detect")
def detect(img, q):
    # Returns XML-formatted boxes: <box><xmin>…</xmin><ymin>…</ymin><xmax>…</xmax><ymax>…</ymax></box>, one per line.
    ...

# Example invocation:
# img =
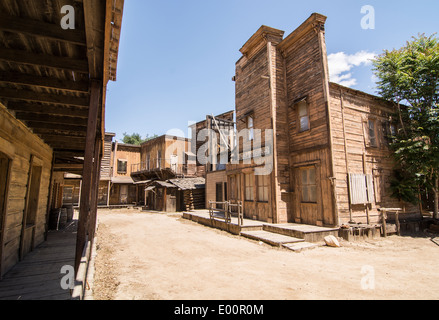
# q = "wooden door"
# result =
<box><xmin>120</xmin><ymin>185</ymin><xmax>128</xmax><ymax>204</ymax></box>
<box><xmin>0</xmin><ymin>154</ymin><xmax>11</xmax><ymax>278</ymax></box>
<box><xmin>294</xmin><ymin>166</ymin><xmax>319</xmax><ymax>225</ymax></box>
<box><xmin>21</xmin><ymin>162</ymin><xmax>42</xmax><ymax>259</ymax></box>
<box><xmin>166</xmin><ymin>189</ymin><xmax>177</xmax><ymax>212</ymax></box>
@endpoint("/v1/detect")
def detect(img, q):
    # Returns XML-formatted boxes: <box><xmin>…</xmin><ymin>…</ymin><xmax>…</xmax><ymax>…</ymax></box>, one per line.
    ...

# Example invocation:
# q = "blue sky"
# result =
<box><xmin>105</xmin><ymin>0</ymin><xmax>438</xmax><ymax>140</ymax></box>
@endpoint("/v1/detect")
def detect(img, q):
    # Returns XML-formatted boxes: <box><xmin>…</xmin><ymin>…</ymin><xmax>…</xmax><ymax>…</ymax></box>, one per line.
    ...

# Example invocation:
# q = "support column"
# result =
<box><xmin>75</xmin><ymin>80</ymin><xmax>101</xmax><ymax>272</ymax></box>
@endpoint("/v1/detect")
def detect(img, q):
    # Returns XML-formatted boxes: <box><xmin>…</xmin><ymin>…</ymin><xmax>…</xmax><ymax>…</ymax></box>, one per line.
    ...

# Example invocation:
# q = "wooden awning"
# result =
<box><xmin>0</xmin><ymin>0</ymin><xmax>124</xmax><ymax>174</ymax></box>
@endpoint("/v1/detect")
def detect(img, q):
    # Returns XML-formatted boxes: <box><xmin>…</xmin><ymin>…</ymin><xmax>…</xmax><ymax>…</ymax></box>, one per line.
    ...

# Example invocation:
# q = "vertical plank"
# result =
<box><xmin>75</xmin><ymin>80</ymin><xmax>101</xmax><ymax>272</ymax></box>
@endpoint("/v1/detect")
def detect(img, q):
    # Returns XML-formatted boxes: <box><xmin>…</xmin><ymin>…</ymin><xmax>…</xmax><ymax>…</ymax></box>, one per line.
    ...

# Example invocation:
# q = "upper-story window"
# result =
<box><xmin>117</xmin><ymin>159</ymin><xmax>127</xmax><ymax>174</ymax></box>
<box><xmin>297</xmin><ymin>100</ymin><xmax>310</xmax><ymax>132</ymax></box>
<box><xmin>368</xmin><ymin>120</ymin><xmax>377</xmax><ymax>147</ymax></box>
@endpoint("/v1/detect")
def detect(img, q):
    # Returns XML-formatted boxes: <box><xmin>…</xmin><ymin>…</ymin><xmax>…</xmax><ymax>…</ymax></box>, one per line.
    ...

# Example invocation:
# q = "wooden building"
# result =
<box><xmin>207</xmin><ymin>13</ymin><xmax>419</xmax><ymax>228</ymax></box>
<box><xmin>0</xmin><ymin>0</ymin><xmax>124</xmax><ymax>275</ymax></box>
<box><xmin>131</xmin><ymin>135</ymin><xmax>207</xmax><ymax>212</ymax></box>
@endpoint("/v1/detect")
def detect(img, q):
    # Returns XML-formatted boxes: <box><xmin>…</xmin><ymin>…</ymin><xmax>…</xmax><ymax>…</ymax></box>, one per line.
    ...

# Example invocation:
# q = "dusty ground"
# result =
<box><xmin>92</xmin><ymin>209</ymin><xmax>439</xmax><ymax>300</ymax></box>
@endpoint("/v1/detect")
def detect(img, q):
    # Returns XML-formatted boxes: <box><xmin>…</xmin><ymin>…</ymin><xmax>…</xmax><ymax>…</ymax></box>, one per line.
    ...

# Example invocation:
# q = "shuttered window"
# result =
<box><xmin>348</xmin><ymin>173</ymin><xmax>375</xmax><ymax>205</ymax></box>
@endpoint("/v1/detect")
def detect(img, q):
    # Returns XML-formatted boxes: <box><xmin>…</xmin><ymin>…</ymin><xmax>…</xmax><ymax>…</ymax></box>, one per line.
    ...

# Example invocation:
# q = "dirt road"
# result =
<box><xmin>92</xmin><ymin>210</ymin><xmax>439</xmax><ymax>300</ymax></box>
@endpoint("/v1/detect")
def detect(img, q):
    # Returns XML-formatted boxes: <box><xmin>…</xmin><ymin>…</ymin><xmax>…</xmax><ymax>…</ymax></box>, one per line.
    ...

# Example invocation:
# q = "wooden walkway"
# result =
<box><xmin>0</xmin><ymin>221</ymin><xmax>77</xmax><ymax>300</ymax></box>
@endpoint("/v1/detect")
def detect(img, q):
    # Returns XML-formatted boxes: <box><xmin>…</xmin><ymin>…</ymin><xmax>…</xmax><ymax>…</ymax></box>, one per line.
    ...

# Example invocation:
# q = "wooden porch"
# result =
<box><xmin>0</xmin><ymin>220</ymin><xmax>77</xmax><ymax>300</ymax></box>
<box><xmin>183</xmin><ymin>209</ymin><xmax>340</xmax><ymax>251</ymax></box>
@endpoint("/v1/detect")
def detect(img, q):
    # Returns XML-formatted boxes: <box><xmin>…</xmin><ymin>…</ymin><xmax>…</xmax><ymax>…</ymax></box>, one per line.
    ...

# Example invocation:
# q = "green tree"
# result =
<box><xmin>122</xmin><ymin>133</ymin><xmax>159</xmax><ymax>145</ymax></box>
<box><xmin>373</xmin><ymin>33</ymin><xmax>439</xmax><ymax>219</ymax></box>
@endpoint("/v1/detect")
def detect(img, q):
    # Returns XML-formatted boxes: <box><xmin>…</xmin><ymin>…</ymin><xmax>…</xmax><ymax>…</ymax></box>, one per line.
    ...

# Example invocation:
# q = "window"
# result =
<box><xmin>257</xmin><ymin>175</ymin><xmax>269</xmax><ymax>202</ymax></box>
<box><xmin>117</xmin><ymin>159</ymin><xmax>127</xmax><ymax>174</ymax></box>
<box><xmin>300</xmin><ymin>167</ymin><xmax>317</xmax><ymax>203</ymax></box>
<box><xmin>247</xmin><ymin>115</ymin><xmax>254</xmax><ymax>141</ymax></box>
<box><xmin>348</xmin><ymin>173</ymin><xmax>375</xmax><ymax>205</ymax></box>
<box><xmin>368</xmin><ymin>120</ymin><xmax>377</xmax><ymax>147</ymax></box>
<box><xmin>244</xmin><ymin>173</ymin><xmax>254</xmax><ymax>201</ymax></box>
<box><xmin>298</xmin><ymin>100</ymin><xmax>310</xmax><ymax>132</ymax></box>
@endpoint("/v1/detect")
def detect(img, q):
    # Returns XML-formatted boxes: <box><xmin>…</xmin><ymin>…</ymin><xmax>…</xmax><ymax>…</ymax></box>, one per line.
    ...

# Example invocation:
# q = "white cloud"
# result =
<box><xmin>328</xmin><ymin>51</ymin><xmax>376</xmax><ymax>87</ymax></box>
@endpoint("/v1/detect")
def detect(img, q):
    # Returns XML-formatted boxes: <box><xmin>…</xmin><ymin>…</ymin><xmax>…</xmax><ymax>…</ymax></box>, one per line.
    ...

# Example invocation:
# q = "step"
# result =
<box><xmin>240</xmin><ymin>230</ymin><xmax>305</xmax><ymax>247</ymax></box>
<box><xmin>282</xmin><ymin>242</ymin><xmax>319</xmax><ymax>253</ymax></box>
<box><xmin>263</xmin><ymin>224</ymin><xmax>339</xmax><ymax>243</ymax></box>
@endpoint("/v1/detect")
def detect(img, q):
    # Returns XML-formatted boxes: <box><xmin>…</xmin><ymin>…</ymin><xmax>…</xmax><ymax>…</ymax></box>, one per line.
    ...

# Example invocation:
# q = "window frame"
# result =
<box><xmin>257</xmin><ymin>174</ymin><xmax>270</xmax><ymax>203</ymax></box>
<box><xmin>117</xmin><ymin>159</ymin><xmax>128</xmax><ymax>174</ymax></box>
<box><xmin>297</xmin><ymin>99</ymin><xmax>310</xmax><ymax>133</ymax></box>
<box><xmin>368</xmin><ymin>119</ymin><xmax>378</xmax><ymax>147</ymax></box>
<box><xmin>244</xmin><ymin>173</ymin><xmax>254</xmax><ymax>201</ymax></box>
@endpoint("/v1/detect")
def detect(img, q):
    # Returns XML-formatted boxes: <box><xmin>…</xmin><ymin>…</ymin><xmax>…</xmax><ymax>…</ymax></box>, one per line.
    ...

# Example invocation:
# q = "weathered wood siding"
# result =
<box><xmin>277</xmin><ymin>14</ymin><xmax>334</xmax><ymax>226</ymax></box>
<box><xmin>0</xmin><ymin>104</ymin><xmax>53</xmax><ymax>277</ymax></box>
<box><xmin>329</xmin><ymin>83</ymin><xmax>418</xmax><ymax>224</ymax></box>
<box><xmin>100</xmin><ymin>133</ymin><xmax>114</xmax><ymax>179</ymax></box>
<box><xmin>205</xmin><ymin>170</ymin><xmax>227</xmax><ymax>208</ymax></box>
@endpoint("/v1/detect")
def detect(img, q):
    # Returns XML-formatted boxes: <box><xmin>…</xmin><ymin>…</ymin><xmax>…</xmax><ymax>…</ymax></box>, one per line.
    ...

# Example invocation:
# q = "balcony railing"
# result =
<box><xmin>131</xmin><ymin>158</ymin><xmax>191</xmax><ymax>176</ymax></box>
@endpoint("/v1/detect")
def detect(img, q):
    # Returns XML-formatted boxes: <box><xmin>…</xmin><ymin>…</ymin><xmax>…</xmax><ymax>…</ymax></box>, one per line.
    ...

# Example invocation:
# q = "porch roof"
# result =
<box><xmin>0</xmin><ymin>0</ymin><xmax>124</xmax><ymax>174</ymax></box>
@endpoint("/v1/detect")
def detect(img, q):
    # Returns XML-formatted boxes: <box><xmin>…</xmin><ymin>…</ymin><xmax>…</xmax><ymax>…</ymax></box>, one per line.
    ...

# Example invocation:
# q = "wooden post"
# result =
<box><xmin>88</xmin><ymin>137</ymin><xmax>102</xmax><ymax>241</ymax></box>
<box><xmin>381</xmin><ymin>211</ymin><xmax>387</xmax><ymax>238</ymax></box>
<box><xmin>75</xmin><ymin>80</ymin><xmax>101</xmax><ymax>272</ymax></box>
<box><xmin>395</xmin><ymin>211</ymin><xmax>401</xmax><ymax>236</ymax></box>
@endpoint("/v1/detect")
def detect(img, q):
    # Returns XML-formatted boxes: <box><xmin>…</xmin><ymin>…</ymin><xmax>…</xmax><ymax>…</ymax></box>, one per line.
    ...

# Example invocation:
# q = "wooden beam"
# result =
<box><xmin>0</xmin><ymin>88</ymin><xmax>89</xmax><ymax>107</ymax></box>
<box><xmin>0</xmin><ymin>14</ymin><xmax>87</xmax><ymax>46</ymax></box>
<box><xmin>0</xmin><ymin>71</ymin><xmax>89</xmax><ymax>93</ymax></box>
<box><xmin>75</xmin><ymin>80</ymin><xmax>101</xmax><ymax>272</ymax></box>
<box><xmin>53</xmin><ymin>163</ymin><xmax>84</xmax><ymax>171</ymax></box>
<box><xmin>54</xmin><ymin>150</ymin><xmax>85</xmax><ymax>158</ymax></box>
<box><xmin>31</xmin><ymin>128</ymin><xmax>87</xmax><ymax>138</ymax></box>
<box><xmin>7</xmin><ymin>102</ymin><xmax>89</xmax><ymax>118</ymax></box>
<box><xmin>0</xmin><ymin>48</ymin><xmax>89</xmax><ymax>74</ymax></box>
<box><xmin>24</xmin><ymin>121</ymin><xmax>87</xmax><ymax>132</ymax></box>
<box><xmin>83</xmin><ymin>0</ymin><xmax>106</xmax><ymax>80</ymax></box>
<box><xmin>38</xmin><ymin>134</ymin><xmax>86</xmax><ymax>144</ymax></box>
<box><xmin>15</xmin><ymin>113</ymin><xmax>88</xmax><ymax>126</ymax></box>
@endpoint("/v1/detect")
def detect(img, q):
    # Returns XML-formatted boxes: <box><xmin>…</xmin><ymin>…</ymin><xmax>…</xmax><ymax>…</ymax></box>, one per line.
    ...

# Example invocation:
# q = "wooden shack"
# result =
<box><xmin>0</xmin><ymin>0</ymin><xmax>124</xmax><ymax>275</ymax></box>
<box><xmin>214</xmin><ymin>13</ymin><xmax>419</xmax><ymax>228</ymax></box>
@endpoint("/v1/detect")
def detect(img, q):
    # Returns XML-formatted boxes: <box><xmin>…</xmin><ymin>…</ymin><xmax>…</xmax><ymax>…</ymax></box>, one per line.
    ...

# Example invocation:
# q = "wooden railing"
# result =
<box><xmin>131</xmin><ymin>159</ymin><xmax>184</xmax><ymax>175</ymax></box>
<box><xmin>209</xmin><ymin>201</ymin><xmax>243</xmax><ymax>227</ymax></box>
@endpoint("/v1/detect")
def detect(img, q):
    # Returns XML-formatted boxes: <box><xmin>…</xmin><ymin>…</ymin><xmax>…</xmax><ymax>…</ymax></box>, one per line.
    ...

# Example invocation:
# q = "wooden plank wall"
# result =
<box><xmin>205</xmin><ymin>171</ymin><xmax>227</xmax><ymax>208</ymax></box>
<box><xmin>100</xmin><ymin>134</ymin><xmax>114</xmax><ymax>179</ymax></box>
<box><xmin>277</xmin><ymin>15</ymin><xmax>334</xmax><ymax>226</ymax></box>
<box><xmin>0</xmin><ymin>104</ymin><xmax>53</xmax><ymax>277</ymax></box>
<box><xmin>329</xmin><ymin>83</ymin><xmax>418</xmax><ymax>224</ymax></box>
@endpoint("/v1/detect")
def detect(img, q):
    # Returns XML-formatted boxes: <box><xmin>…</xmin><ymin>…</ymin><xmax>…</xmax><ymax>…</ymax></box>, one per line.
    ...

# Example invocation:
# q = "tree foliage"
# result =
<box><xmin>373</xmin><ymin>34</ymin><xmax>439</xmax><ymax>217</ymax></box>
<box><xmin>122</xmin><ymin>133</ymin><xmax>159</xmax><ymax>145</ymax></box>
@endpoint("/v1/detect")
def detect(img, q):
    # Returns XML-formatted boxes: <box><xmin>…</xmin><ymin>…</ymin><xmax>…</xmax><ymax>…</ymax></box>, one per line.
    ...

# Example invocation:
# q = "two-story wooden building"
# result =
<box><xmin>131</xmin><ymin>134</ymin><xmax>205</xmax><ymax>212</ymax></box>
<box><xmin>207</xmin><ymin>13</ymin><xmax>419</xmax><ymax>228</ymax></box>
